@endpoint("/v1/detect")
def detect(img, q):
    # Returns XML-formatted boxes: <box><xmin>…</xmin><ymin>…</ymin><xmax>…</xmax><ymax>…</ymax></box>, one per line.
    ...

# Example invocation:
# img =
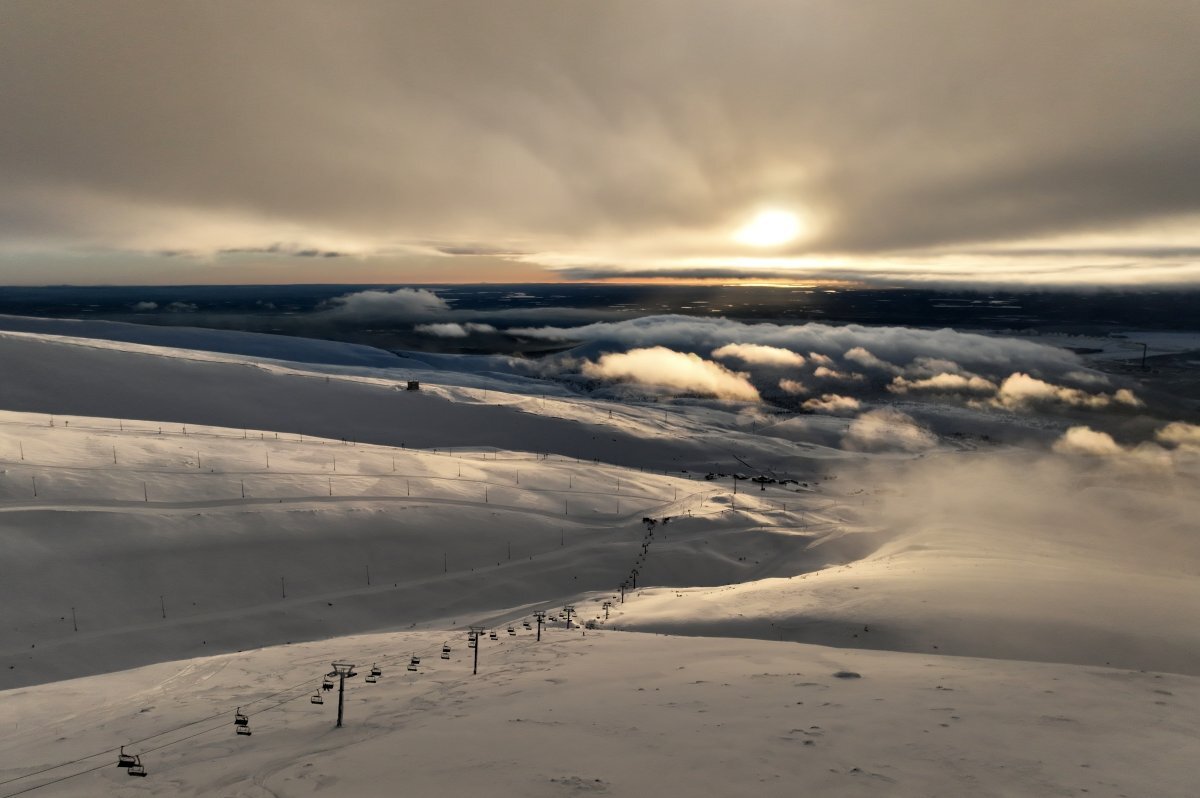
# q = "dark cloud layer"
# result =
<box><xmin>2</xmin><ymin>2</ymin><xmax>1199</xmax><ymax>282</ymax></box>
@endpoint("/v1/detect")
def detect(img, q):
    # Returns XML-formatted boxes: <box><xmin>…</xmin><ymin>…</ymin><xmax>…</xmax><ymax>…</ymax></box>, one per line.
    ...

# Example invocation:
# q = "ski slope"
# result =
<box><xmin>1</xmin><ymin>324</ymin><xmax>1198</xmax><ymax>797</ymax></box>
<box><xmin>2</xmin><ymin>628</ymin><xmax>1197</xmax><ymax>798</ymax></box>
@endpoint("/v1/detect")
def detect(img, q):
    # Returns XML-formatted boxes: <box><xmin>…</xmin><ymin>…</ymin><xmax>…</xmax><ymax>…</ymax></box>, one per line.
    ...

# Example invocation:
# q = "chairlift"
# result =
<box><xmin>468</xmin><ymin>636</ymin><xmax>477</xmax><ymax>648</ymax></box>
<box><xmin>488</xmin><ymin>630</ymin><xmax>498</xmax><ymax>640</ymax></box>
<box><xmin>234</xmin><ymin>708</ymin><xmax>249</xmax><ymax>727</ymax></box>
<box><xmin>406</xmin><ymin>662</ymin><xmax>417</xmax><ymax>672</ymax></box>
<box><xmin>366</xmin><ymin>674</ymin><xmax>378</xmax><ymax>683</ymax></box>
<box><xmin>117</xmin><ymin>746</ymin><xmax>137</xmax><ymax>768</ymax></box>
<box><xmin>322</xmin><ymin>677</ymin><xmax>334</xmax><ymax>691</ymax></box>
<box><xmin>236</xmin><ymin>725</ymin><xmax>252</xmax><ymax>736</ymax></box>
<box><xmin>522</xmin><ymin>621</ymin><xmax>532</xmax><ymax>630</ymax></box>
<box><xmin>310</xmin><ymin>690</ymin><xmax>324</xmax><ymax>705</ymax></box>
<box><xmin>441</xmin><ymin>643</ymin><xmax>451</xmax><ymax>659</ymax></box>
<box><xmin>507</xmin><ymin>626</ymin><xmax>516</xmax><ymax>635</ymax></box>
<box><xmin>127</xmin><ymin>756</ymin><xmax>147</xmax><ymax>777</ymax></box>
<box><xmin>370</xmin><ymin>663</ymin><xmax>382</xmax><ymax>677</ymax></box>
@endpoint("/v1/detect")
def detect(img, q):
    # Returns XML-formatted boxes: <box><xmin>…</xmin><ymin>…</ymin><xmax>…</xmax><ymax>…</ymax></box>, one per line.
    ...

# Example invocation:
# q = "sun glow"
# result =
<box><xmin>733</xmin><ymin>209</ymin><xmax>803</xmax><ymax>248</ymax></box>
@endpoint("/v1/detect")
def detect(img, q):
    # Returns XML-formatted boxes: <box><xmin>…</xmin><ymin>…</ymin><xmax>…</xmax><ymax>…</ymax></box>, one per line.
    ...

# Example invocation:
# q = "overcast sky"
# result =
<box><xmin>2</xmin><ymin>1</ymin><xmax>1198</xmax><ymax>286</ymax></box>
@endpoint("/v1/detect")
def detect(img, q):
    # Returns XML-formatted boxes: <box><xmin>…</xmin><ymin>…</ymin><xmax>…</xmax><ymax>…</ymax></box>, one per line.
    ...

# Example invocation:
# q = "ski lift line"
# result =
<box><xmin>0</xmin><ymin>668</ymin><xmax>327</xmax><ymax>790</ymax></box>
<box><xmin>0</xmin><ymin>635</ymin><xmax>450</xmax><ymax>798</ymax></box>
<box><xmin>0</xmin><ymin>759</ymin><xmax>116</xmax><ymax>798</ymax></box>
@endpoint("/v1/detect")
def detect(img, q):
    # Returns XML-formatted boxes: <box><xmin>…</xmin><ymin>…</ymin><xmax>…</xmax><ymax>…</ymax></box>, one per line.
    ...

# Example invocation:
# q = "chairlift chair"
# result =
<box><xmin>489</xmin><ymin>630</ymin><xmax>498</xmax><ymax>640</ymax></box>
<box><xmin>310</xmin><ymin>691</ymin><xmax>324</xmax><ymax>705</ymax></box>
<box><xmin>234</xmin><ymin>708</ymin><xmax>249</xmax><ymax>727</ymax></box>
<box><xmin>468</xmin><ymin>636</ymin><xmax>477</xmax><ymax>648</ymax></box>
<box><xmin>441</xmin><ymin>643</ymin><xmax>451</xmax><ymax>659</ymax></box>
<box><xmin>117</xmin><ymin>746</ymin><xmax>137</xmax><ymax>768</ymax></box>
<box><xmin>370</xmin><ymin>663</ymin><xmax>382</xmax><ymax>677</ymax></box>
<box><xmin>507</xmin><ymin>626</ymin><xmax>516</xmax><ymax>635</ymax></box>
<box><xmin>322</xmin><ymin>677</ymin><xmax>334</xmax><ymax>691</ymax></box>
<box><xmin>236</xmin><ymin>725</ymin><xmax>252</xmax><ymax>736</ymax></box>
<box><xmin>406</xmin><ymin>662</ymin><xmax>417</xmax><ymax>672</ymax></box>
<box><xmin>366</xmin><ymin>674</ymin><xmax>378</xmax><ymax>683</ymax></box>
<box><xmin>127</xmin><ymin>756</ymin><xmax>147</xmax><ymax>777</ymax></box>
<box><xmin>523</xmin><ymin>621</ymin><xmax>532</xmax><ymax>630</ymax></box>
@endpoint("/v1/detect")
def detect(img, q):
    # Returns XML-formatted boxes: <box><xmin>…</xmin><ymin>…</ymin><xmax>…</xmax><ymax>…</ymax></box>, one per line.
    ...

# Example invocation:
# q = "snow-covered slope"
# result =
<box><xmin>0</xmin><ymin>329</ymin><xmax>843</xmax><ymax>475</ymax></box>
<box><xmin>2</xmin><ymin>629</ymin><xmax>1197</xmax><ymax>798</ymax></box>
<box><xmin>2</xmin><ymin>407</ymin><xmax>840</xmax><ymax>688</ymax></box>
<box><xmin>0</xmin><ymin>314</ymin><xmax>407</xmax><ymax>368</ymax></box>
<box><xmin>1</xmin><ymin>323</ymin><xmax>1197</xmax><ymax>797</ymax></box>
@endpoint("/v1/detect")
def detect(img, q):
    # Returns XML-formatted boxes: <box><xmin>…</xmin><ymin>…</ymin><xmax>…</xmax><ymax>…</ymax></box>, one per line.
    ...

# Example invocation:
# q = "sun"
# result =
<box><xmin>733</xmin><ymin>209</ymin><xmax>803</xmax><ymax>248</ymax></box>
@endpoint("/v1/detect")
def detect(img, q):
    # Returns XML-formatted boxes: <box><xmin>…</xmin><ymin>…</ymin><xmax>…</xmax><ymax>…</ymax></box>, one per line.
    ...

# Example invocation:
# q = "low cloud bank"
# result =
<box><xmin>1053</xmin><ymin>426</ymin><xmax>1126</xmax><ymax>457</ymax></box>
<box><xmin>1053</xmin><ymin>423</ymin><xmax>1200</xmax><ymax>465</ymax></box>
<box><xmin>843</xmin><ymin>408</ymin><xmax>937</xmax><ymax>452</ymax></box>
<box><xmin>581</xmin><ymin>346</ymin><xmax>760</xmax><ymax>402</ymax></box>
<box><xmin>507</xmin><ymin>316</ymin><xmax>1148</xmax><ymax>420</ymax></box>
<box><xmin>890</xmin><ymin>373</ymin><xmax>998</xmax><ymax>396</ymax></box>
<box><xmin>323</xmin><ymin>288</ymin><xmax>449</xmax><ymax>320</ymax></box>
<box><xmin>993</xmin><ymin>373</ymin><xmax>1142</xmax><ymax>411</ymax></box>
<box><xmin>712</xmin><ymin>343</ymin><xmax>805</xmax><ymax>367</ymax></box>
<box><xmin>507</xmin><ymin>315</ymin><xmax>1080</xmax><ymax>378</ymax></box>
<box><xmin>415</xmin><ymin>322</ymin><xmax>497</xmax><ymax>338</ymax></box>
<box><xmin>802</xmin><ymin>394</ymin><xmax>861</xmax><ymax>415</ymax></box>
<box><xmin>1157</xmin><ymin>421</ymin><xmax>1200</xmax><ymax>448</ymax></box>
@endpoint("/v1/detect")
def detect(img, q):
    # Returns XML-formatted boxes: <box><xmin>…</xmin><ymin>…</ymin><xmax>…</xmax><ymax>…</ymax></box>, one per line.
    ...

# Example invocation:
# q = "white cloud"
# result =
<box><xmin>903</xmin><ymin>357</ymin><xmax>963</xmax><ymax>378</ymax></box>
<box><xmin>889</xmin><ymin>372</ymin><xmax>998</xmax><ymax>396</ymax></box>
<box><xmin>843</xmin><ymin>408</ymin><xmax>937</xmax><ymax>453</ymax></box>
<box><xmin>813</xmin><ymin>366</ymin><xmax>864</xmax><ymax>381</ymax></box>
<box><xmin>1052</xmin><ymin>426</ymin><xmax>1124</xmax><ymax>456</ymax></box>
<box><xmin>323</xmin><ymin>288</ymin><xmax>449</xmax><ymax>320</ymax></box>
<box><xmin>581</xmin><ymin>347</ymin><xmax>760</xmax><ymax>401</ymax></box>
<box><xmin>504</xmin><ymin>316</ymin><xmax>1080</xmax><ymax>380</ymax></box>
<box><xmin>1064</xmin><ymin>369</ymin><xmax>1111</xmax><ymax>387</ymax></box>
<box><xmin>414</xmin><ymin>322</ymin><xmax>497</xmax><ymax>338</ymax></box>
<box><xmin>415</xmin><ymin>323</ymin><xmax>467</xmax><ymax>338</ymax></box>
<box><xmin>993</xmin><ymin>372</ymin><xmax>1142</xmax><ymax>411</ymax></box>
<box><xmin>1112</xmin><ymin>388</ymin><xmax>1142</xmax><ymax>407</ymax></box>
<box><xmin>802</xmin><ymin>394</ymin><xmax>861</xmax><ymax>415</ymax></box>
<box><xmin>131</xmin><ymin>301</ymin><xmax>158</xmax><ymax>311</ymax></box>
<box><xmin>844</xmin><ymin>346</ymin><xmax>901</xmax><ymax>374</ymax></box>
<box><xmin>711</xmin><ymin>342</ymin><xmax>805</xmax><ymax>367</ymax></box>
<box><xmin>778</xmin><ymin>378</ymin><xmax>807</xmax><ymax>395</ymax></box>
<box><xmin>1051</xmin><ymin>425</ymin><xmax>1175</xmax><ymax>467</ymax></box>
<box><xmin>1156</xmin><ymin>421</ymin><xmax>1200</xmax><ymax>448</ymax></box>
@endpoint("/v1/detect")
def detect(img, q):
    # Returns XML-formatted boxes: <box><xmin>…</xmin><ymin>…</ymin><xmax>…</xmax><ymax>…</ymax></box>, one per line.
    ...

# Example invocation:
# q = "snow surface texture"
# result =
<box><xmin>4</xmin><ymin>630</ymin><xmax>1197</xmax><ymax>798</ymax></box>
<box><xmin>1</xmin><ymin>324</ymin><xmax>1198</xmax><ymax>796</ymax></box>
